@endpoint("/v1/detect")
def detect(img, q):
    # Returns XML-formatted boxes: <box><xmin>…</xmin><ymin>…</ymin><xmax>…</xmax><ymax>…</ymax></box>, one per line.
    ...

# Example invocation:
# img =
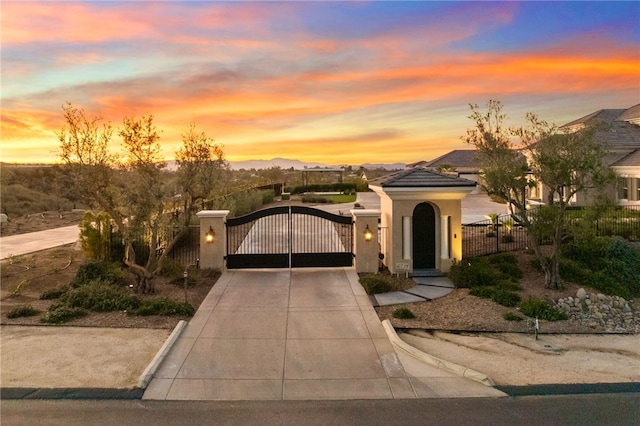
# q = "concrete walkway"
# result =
<box><xmin>0</xmin><ymin>225</ymin><xmax>80</xmax><ymax>260</ymax></box>
<box><xmin>373</xmin><ymin>276</ymin><xmax>456</xmax><ymax>306</ymax></box>
<box><xmin>143</xmin><ymin>268</ymin><xmax>504</xmax><ymax>400</ymax></box>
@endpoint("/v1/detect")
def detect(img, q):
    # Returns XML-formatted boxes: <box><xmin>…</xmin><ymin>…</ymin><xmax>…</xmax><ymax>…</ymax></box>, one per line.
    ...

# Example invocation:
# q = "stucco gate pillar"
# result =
<box><xmin>351</xmin><ymin>209</ymin><xmax>381</xmax><ymax>273</ymax></box>
<box><xmin>196</xmin><ymin>210</ymin><xmax>229</xmax><ymax>270</ymax></box>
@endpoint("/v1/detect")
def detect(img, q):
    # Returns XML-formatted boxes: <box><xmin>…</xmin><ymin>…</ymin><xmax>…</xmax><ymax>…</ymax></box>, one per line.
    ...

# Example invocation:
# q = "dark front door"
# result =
<box><xmin>413</xmin><ymin>203</ymin><xmax>436</xmax><ymax>269</ymax></box>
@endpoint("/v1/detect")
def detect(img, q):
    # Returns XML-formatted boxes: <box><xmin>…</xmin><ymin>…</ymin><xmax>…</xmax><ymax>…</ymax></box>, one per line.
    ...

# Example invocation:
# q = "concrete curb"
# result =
<box><xmin>137</xmin><ymin>320</ymin><xmax>187</xmax><ymax>389</ymax></box>
<box><xmin>381</xmin><ymin>320</ymin><xmax>496</xmax><ymax>387</ymax></box>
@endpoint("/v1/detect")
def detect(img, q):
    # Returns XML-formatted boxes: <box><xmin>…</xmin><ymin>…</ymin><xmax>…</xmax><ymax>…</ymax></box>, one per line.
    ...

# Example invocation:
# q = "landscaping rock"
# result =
<box><xmin>576</xmin><ymin>288</ymin><xmax>587</xmax><ymax>300</ymax></box>
<box><xmin>556</xmin><ymin>291</ymin><xmax>638</xmax><ymax>334</ymax></box>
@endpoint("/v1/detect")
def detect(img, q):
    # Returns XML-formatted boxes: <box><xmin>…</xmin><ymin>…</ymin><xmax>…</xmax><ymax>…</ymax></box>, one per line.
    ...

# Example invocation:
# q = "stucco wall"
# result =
<box><xmin>377</xmin><ymin>194</ymin><xmax>463</xmax><ymax>274</ymax></box>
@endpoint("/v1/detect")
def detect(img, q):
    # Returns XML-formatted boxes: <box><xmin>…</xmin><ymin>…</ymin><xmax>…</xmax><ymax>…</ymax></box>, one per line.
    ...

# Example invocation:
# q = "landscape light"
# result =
<box><xmin>205</xmin><ymin>226</ymin><xmax>215</xmax><ymax>244</ymax></box>
<box><xmin>363</xmin><ymin>224</ymin><xmax>373</xmax><ymax>242</ymax></box>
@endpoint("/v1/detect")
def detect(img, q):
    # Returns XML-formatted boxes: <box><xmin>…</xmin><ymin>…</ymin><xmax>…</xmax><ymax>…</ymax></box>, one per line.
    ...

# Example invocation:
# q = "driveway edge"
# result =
<box><xmin>137</xmin><ymin>320</ymin><xmax>188</xmax><ymax>389</ymax></box>
<box><xmin>381</xmin><ymin>320</ymin><xmax>496</xmax><ymax>387</ymax></box>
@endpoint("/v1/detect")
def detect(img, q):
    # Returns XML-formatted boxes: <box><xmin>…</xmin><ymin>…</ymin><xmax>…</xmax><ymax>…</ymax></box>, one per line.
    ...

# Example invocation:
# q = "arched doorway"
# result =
<box><xmin>413</xmin><ymin>203</ymin><xmax>436</xmax><ymax>269</ymax></box>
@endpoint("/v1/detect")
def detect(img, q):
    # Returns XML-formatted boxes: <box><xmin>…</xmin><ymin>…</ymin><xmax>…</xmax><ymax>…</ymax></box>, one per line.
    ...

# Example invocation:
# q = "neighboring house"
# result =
<box><xmin>548</xmin><ymin>105</ymin><xmax>640</xmax><ymax>206</ymax></box>
<box><xmin>410</xmin><ymin>150</ymin><xmax>482</xmax><ymax>194</ymax></box>
<box><xmin>412</xmin><ymin>105</ymin><xmax>640</xmax><ymax>206</ymax></box>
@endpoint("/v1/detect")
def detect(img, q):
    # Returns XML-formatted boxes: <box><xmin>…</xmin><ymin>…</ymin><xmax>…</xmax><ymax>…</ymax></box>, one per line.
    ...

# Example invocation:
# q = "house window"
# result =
<box><xmin>618</xmin><ymin>177</ymin><xmax>629</xmax><ymax>200</ymax></box>
<box><xmin>637</xmin><ymin>178</ymin><xmax>640</xmax><ymax>201</ymax></box>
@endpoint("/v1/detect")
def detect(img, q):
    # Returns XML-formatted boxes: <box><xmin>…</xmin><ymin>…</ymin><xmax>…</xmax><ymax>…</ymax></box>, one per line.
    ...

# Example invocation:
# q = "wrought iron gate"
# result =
<box><xmin>226</xmin><ymin>206</ymin><xmax>353</xmax><ymax>268</ymax></box>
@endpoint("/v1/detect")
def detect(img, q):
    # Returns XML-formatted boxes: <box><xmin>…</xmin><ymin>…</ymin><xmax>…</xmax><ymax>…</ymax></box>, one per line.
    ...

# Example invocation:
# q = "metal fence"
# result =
<box><xmin>462</xmin><ymin>215</ymin><xmax>531</xmax><ymax>258</ymax></box>
<box><xmin>461</xmin><ymin>205</ymin><xmax>640</xmax><ymax>259</ymax></box>
<box><xmin>169</xmin><ymin>225</ymin><xmax>200</xmax><ymax>267</ymax></box>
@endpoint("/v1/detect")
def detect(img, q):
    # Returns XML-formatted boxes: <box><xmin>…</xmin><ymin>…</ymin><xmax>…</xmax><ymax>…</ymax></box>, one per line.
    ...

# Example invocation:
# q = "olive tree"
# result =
<box><xmin>58</xmin><ymin>103</ymin><xmax>227</xmax><ymax>293</ymax></box>
<box><xmin>463</xmin><ymin>100</ymin><xmax>613</xmax><ymax>289</ymax></box>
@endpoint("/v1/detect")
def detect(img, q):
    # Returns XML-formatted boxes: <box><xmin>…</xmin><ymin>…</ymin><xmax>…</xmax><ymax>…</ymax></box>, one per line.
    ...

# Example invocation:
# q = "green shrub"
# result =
<box><xmin>40</xmin><ymin>285</ymin><xmax>70</xmax><ymax>300</ymax></box>
<box><xmin>133</xmin><ymin>298</ymin><xmax>194</xmax><ymax>316</ymax></box>
<box><xmin>562</xmin><ymin>237</ymin><xmax>640</xmax><ymax>299</ymax></box>
<box><xmin>290</xmin><ymin>183</ymin><xmax>357</xmax><ymax>195</ymax></box>
<box><xmin>261</xmin><ymin>190</ymin><xmax>275</xmax><ymax>205</ymax></box>
<box><xmin>493</xmin><ymin>262</ymin><xmax>523</xmax><ymax>280</ymax></box>
<box><xmin>392</xmin><ymin>307</ymin><xmax>415</xmax><ymax>319</ymax></box>
<box><xmin>469</xmin><ymin>286</ymin><xmax>494</xmax><ymax>299</ymax></box>
<box><xmin>359</xmin><ymin>274</ymin><xmax>394</xmax><ymax>294</ymax></box>
<box><xmin>72</xmin><ymin>260</ymin><xmax>127</xmax><ymax>287</ymax></box>
<box><xmin>41</xmin><ymin>304</ymin><xmax>88</xmax><ymax>324</ymax></box>
<box><xmin>448</xmin><ymin>258</ymin><xmax>500</xmax><ymax>288</ymax></box>
<box><xmin>61</xmin><ymin>279</ymin><xmax>141</xmax><ymax>312</ymax></box>
<box><xmin>495</xmin><ymin>280</ymin><xmax>522</xmax><ymax>292</ymax></box>
<box><xmin>160</xmin><ymin>259</ymin><xmax>185</xmax><ymax>281</ymax></box>
<box><xmin>491</xmin><ymin>289</ymin><xmax>521</xmax><ymax>307</ymax></box>
<box><xmin>501</xmin><ymin>234</ymin><xmax>515</xmax><ymax>243</ymax></box>
<box><xmin>503</xmin><ymin>312</ymin><xmax>524</xmax><ymax>322</ymax></box>
<box><xmin>528</xmin><ymin>258</ymin><xmax>543</xmax><ymax>272</ymax></box>
<box><xmin>519</xmin><ymin>297</ymin><xmax>567</xmax><ymax>321</ymax></box>
<box><xmin>301</xmin><ymin>195</ymin><xmax>332</xmax><ymax>204</ymax></box>
<box><xmin>6</xmin><ymin>305</ymin><xmax>41</xmax><ymax>319</ymax></box>
<box><xmin>487</xmin><ymin>253</ymin><xmax>518</xmax><ymax>265</ymax></box>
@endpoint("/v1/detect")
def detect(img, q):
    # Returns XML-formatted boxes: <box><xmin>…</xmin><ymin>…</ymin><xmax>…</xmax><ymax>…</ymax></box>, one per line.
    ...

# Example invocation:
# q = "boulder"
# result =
<box><xmin>576</xmin><ymin>288</ymin><xmax>587</xmax><ymax>300</ymax></box>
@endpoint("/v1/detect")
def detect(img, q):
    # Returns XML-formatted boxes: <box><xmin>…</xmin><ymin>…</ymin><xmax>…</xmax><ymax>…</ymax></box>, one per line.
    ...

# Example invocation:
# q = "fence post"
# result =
<box><xmin>196</xmin><ymin>210</ymin><xmax>229</xmax><ymax>270</ymax></box>
<box><xmin>351</xmin><ymin>209</ymin><xmax>381</xmax><ymax>273</ymax></box>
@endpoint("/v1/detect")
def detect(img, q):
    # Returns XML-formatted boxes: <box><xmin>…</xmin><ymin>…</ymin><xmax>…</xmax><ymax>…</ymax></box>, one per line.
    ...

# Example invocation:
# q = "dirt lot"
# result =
<box><xmin>400</xmin><ymin>330</ymin><xmax>640</xmax><ymax>386</ymax></box>
<box><xmin>1</xmin><ymin>326</ymin><xmax>170</xmax><ymax>388</ymax></box>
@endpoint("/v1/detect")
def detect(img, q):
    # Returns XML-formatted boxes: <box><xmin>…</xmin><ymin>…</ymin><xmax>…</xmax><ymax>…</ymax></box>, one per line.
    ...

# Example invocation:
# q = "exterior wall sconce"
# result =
<box><xmin>205</xmin><ymin>226</ymin><xmax>215</xmax><ymax>244</ymax></box>
<box><xmin>363</xmin><ymin>224</ymin><xmax>373</xmax><ymax>242</ymax></box>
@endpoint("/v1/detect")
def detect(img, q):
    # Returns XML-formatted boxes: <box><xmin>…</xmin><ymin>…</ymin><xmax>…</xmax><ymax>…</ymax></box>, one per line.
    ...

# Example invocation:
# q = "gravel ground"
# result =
<box><xmin>400</xmin><ymin>330</ymin><xmax>640</xmax><ymax>386</ymax></box>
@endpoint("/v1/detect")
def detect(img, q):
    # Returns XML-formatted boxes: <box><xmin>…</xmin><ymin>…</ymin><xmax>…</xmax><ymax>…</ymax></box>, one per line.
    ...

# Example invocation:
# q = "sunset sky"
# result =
<box><xmin>1</xmin><ymin>1</ymin><xmax>639</xmax><ymax>166</ymax></box>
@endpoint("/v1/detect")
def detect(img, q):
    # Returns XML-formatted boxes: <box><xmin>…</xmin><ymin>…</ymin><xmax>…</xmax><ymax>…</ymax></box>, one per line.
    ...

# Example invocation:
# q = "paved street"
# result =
<box><xmin>2</xmin><ymin>394</ymin><xmax>639</xmax><ymax>425</ymax></box>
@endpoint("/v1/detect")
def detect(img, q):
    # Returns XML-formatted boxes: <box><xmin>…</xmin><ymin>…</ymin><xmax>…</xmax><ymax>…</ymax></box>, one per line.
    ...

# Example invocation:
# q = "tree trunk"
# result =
<box><xmin>123</xmin><ymin>239</ymin><xmax>156</xmax><ymax>294</ymax></box>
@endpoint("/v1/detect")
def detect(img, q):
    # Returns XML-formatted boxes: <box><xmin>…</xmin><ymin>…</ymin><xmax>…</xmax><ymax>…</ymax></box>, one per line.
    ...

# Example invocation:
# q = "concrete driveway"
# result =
<box><xmin>143</xmin><ymin>268</ymin><xmax>504</xmax><ymax>401</ymax></box>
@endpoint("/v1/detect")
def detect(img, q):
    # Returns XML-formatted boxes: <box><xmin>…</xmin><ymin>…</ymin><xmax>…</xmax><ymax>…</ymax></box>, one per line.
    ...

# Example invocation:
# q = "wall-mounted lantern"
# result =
<box><xmin>363</xmin><ymin>224</ymin><xmax>374</xmax><ymax>242</ymax></box>
<box><xmin>205</xmin><ymin>226</ymin><xmax>215</xmax><ymax>244</ymax></box>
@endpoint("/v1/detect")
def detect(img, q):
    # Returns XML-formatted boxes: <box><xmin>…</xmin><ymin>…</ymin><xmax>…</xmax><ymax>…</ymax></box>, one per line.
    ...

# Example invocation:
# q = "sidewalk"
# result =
<box><xmin>143</xmin><ymin>268</ymin><xmax>504</xmax><ymax>400</ymax></box>
<box><xmin>0</xmin><ymin>225</ymin><xmax>80</xmax><ymax>260</ymax></box>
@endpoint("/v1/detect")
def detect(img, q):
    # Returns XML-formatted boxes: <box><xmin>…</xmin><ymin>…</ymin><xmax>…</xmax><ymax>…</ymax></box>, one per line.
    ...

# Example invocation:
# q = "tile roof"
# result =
<box><xmin>611</xmin><ymin>149</ymin><xmax>640</xmax><ymax>167</ymax></box>
<box><xmin>369</xmin><ymin>167</ymin><xmax>477</xmax><ymax>188</ymax></box>
<box><xmin>617</xmin><ymin>104</ymin><xmax>640</xmax><ymax>125</ymax></box>
<box><xmin>560</xmin><ymin>109</ymin><xmax>626</xmax><ymax>129</ymax></box>
<box><xmin>423</xmin><ymin>149</ymin><xmax>480</xmax><ymax>169</ymax></box>
<box><xmin>559</xmin><ymin>107</ymin><xmax>640</xmax><ymax>153</ymax></box>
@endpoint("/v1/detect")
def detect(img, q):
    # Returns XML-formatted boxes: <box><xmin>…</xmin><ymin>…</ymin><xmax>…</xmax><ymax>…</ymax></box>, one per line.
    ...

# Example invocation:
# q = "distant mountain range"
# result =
<box><xmin>228</xmin><ymin>158</ymin><xmax>406</xmax><ymax>171</ymax></box>
<box><xmin>2</xmin><ymin>159</ymin><xmax>405</xmax><ymax>172</ymax></box>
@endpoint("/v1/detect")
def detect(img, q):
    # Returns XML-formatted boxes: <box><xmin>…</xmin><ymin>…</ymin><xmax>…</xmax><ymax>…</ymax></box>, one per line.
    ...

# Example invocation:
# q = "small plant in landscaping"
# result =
<box><xmin>40</xmin><ymin>285</ymin><xmax>70</xmax><ymax>300</ymax></box>
<box><xmin>40</xmin><ymin>304</ymin><xmax>88</xmax><ymax>324</ymax></box>
<box><xmin>6</xmin><ymin>305</ymin><xmax>41</xmax><ymax>319</ymax></box>
<box><xmin>72</xmin><ymin>260</ymin><xmax>127</xmax><ymax>287</ymax></box>
<box><xmin>519</xmin><ymin>297</ymin><xmax>567</xmax><ymax>321</ymax></box>
<box><xmin>469</xmin><ymin>286</ymin><xmax>494</xmax><ymax>299</ymax></box>
<box><xmin>490</xmin><ymin>289</ymin><xmax>521</xmax><ymax>307</ymax></box>
<box><xmin>61</xmin><ymin>279</ymin><xmax>141</xmax><ymax>312</ymax></box>
<box><xmin>562</xmin><ymin>236</ymin><xmax>640</xmax><ymax>299</ymax></box>
<box><xmin>160</xmin><ymin>259</ymin><xmax>185</xmax><ymax>282</ymax></box>
<box><xmin>501</xmin><ymin>234</ymin><xmax>515</xmax><ymax>243</ymax></box>
<box><xmin>133</xmin><ymin>298</ymin><xmax>194</xmax><ymax>316</ymax></box>
<box><xmin>392</xmin><ymin>307</ymin><xmax>415</xmax><ymax>319</ymax></box>
<box><xmin>503</xmin><ymin>312</ymin><xmax>524</xmax><ymax>322</ymax></box>
<box><xmin>359</xmin><ymin>273</ymin><xmax>406</xmax><ymax>295</ymax></box>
